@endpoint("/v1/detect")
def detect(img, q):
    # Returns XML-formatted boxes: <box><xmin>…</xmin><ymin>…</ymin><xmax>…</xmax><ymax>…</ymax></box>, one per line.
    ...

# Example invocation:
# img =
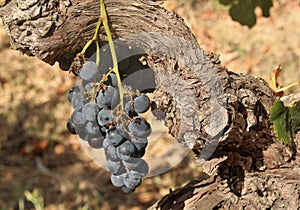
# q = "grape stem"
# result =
<box><xmin>80</xmin><ymin>0</ymin><xmax>125</xmax><ymax>112</ymax></box>
<box><xmin>81</xmin><ymin>16</ymin><xmax>102</xmax><ymax>65</ymax></box>
<box><xmin>100</xmin><ymin>0</ymin><xmax>124</xmax><ymax>111</ymax></box>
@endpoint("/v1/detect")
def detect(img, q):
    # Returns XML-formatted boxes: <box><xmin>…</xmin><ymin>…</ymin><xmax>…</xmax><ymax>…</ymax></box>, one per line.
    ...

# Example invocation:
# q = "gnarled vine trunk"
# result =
<box><xmin>1</xmin><ymin>0</ymin><xmax>299</xmax><ymax>209</ymax></box>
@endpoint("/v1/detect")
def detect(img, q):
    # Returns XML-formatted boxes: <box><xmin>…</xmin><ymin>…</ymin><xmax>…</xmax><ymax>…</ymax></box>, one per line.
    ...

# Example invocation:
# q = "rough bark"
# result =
<box><xmin>1</xmin><ymin>0</ymin><xmax>299</xmax><ymax>209</ymax></box>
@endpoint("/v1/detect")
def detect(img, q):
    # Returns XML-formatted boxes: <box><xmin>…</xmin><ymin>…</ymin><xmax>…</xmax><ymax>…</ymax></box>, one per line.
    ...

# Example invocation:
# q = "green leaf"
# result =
<box><xmin>229</xmin><ymin>1</ymin><xmax>256</xmax><ymax>28</ymax></box>
<box><xmin>270</xmin><ymin>100</ymin><xmax>300</xmax><ymax>144</ymax></box>
<box><xmin>257</xmin><ymin>0</ymin><xmax>273</xmax><ymax>17</ymax></box>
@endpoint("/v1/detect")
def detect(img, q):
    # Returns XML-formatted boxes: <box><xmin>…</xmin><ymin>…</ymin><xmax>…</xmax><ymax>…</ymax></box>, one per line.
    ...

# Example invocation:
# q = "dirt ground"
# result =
<box><xmin>0</xmin><ymin>1</ymin><xmax>299</xmax><ymax>209</ymax></box>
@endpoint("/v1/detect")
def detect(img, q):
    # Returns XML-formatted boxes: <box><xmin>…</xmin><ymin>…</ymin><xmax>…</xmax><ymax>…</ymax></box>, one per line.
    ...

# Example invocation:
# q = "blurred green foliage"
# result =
<box><xmin>218</xmin><ymin>0</ymin><xmax>273</xmax><ymax>28</ymax></box>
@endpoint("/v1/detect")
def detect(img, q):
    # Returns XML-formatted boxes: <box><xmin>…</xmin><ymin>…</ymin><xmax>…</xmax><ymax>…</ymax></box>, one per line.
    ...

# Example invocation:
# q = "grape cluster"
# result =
<box><xmin>66</xmin><ymin>59</ymin><xmax>152</xmax><ymax>193</ymax></box>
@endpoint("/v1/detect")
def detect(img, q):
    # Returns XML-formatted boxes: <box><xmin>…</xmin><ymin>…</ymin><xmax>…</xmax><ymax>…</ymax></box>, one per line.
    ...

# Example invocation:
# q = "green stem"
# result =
<box><xmin>100</xmin><ymin>0</ymin><xmax>124</xmax><ymax>111</ymax></box>
<box><xmin>81</xmin><ymin>17</ymin><xmax>102</xmax><ymax>54</ymax></box>
<box><xmin>96</xmin><ymin>41</ymin><xmax>100</xmax><ymax>65</ymax></box>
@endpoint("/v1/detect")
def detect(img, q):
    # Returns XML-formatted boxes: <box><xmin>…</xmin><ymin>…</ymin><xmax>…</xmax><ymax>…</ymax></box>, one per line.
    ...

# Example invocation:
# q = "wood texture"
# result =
<box><xmin>1</xmin><ymin>0</ymin><xmax>299</xmax><ymax>209</ymax></box>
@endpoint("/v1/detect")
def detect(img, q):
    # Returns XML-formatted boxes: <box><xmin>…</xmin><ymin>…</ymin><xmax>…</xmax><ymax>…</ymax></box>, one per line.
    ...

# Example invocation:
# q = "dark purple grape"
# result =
<box><xmin>67</xmin><ymin>86</ymin><xmax>82</xmax><ymax>102</ymax></box>
<box><xmin>82</xmin><ymin>103</ymin><xmax>101</xmax><ymax>122</ymax></box>
<box><xmin>71</xmin><ymin>92</ymin><xmax>86</xmax><ymax>111</ymax></box>
<box><xmin>72</xmin><ymin>111</ymin><xmax>87</xmax><ymax>127</ymax></box>
<box><xmin>105</xmin><ymin>144</ymin><xmax>119</xmax><ymax>161</ymax></box>
<box><xmin>96</xmin><ymin>86</ymin><xmax>119</xmax><ymax>108</ymax></box>
<box><xmin>131</xmin><ymin>137</ymin><xmax>148</xmax><ymax>152</ymax></box>
<box><xmin>122</xmin><ymin>158</ymin><xmax>142</xmax><ymax>170</ymax></box>
<box><xmin>128</xmin><ymin>116</ymin><xmax>151</xmax><ymax>138</ymax></box>
<box><xmin>132</xmin><ymin>159</ymin><xmax>149</xmax><ymax>177</ymax></box>
<box><xmin>106</xmin><ymin>159</ymin><xmax>126</xmax><ymax>175</ymax></box>
<box><xmin>133</xmin><ymin>94</ymin><xmax>150</xmax><ymax>113</ymax></box>
<box><xmin>117</xmin><ymin>141</ymin><xmax>137</xmax><ymax>160</ymax></box>
<box><xmin>66</xmin><ymin>118</ymin><xmax>77</xmax><ymax>135</ymax></box>
<box><xmin>79</xmin><ymin>61</ymin><xmax>100</xmax><ymax>81</ymax></box>
<box><xmin>123</xmin><ymin>171</ymin><xmax>142</xmax><ymax>189</ymax></box>
<box><xmin>84</xmin><ymin>82</ymin><xmax>95</xmax><ymax>92</ymax></box>
<box><xmin>87</xmin><ymin>135</ymin><xmax>104</xmax><ymax>149</ymax></box>
<box><xmin>85</xmin><ymin>122</ymin><xmax>101</xmax><ymax>136</ymax></box>
<box><xmin>103</xmin><ymin>138</ymin><xmax>111</xmax><ymax>150</ymax></box>
<box><xmin>111</xmin><ymin>174</ymin><xmax>125</xmax><ymax>187</ymax></box>
<box><xmin>125</xmin><ymin>101</ymin><xmax>138</xmax><ymax>118</ymax></box>
<box><xmin>106</xmin><ymin>128</ymin><xmax>125</xmax><ymax>147</ymax></box>
<box><xmin>107</xmin><ymin>73</ymin><xmax>118</xmax><ymax>88</ymax></box>
<box><xmin>97</xmin><ymin>108</ymin><xmax>114</xmax><ymax>126</ymax></box>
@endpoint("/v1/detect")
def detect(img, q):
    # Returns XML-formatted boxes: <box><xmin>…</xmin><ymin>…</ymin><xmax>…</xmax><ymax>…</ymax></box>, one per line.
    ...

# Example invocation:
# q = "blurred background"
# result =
<box><xmin>0</xmin><ymin>0</ymin><xmax>299</xmax><ymax>209</ymax></box>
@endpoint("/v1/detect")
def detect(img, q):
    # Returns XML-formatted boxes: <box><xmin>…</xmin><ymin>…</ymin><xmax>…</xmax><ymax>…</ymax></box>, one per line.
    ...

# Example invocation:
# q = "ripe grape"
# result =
<box><xmin>107</xmin><ymin>73</ymin><xmax>118</xmax><ymax>88</ymax></box>
<box><xmin>87</xmin><ymin>135</ymin><xmax>104</xmax><ymax>149</ymax></box>
<box><xmin>125</xmin><ymin>101</ymin><xmax>138</xmax><ymax>118</ymax></box>
<box><xmin>85</xmin><ymin>121</ymin><xmax>101</xmax><ymax>136</ymax></box>
<box><xmin>133</xmin><ymin>94</ymin><xmax>150</xmax><ymax>113</ymax></box>
<box><xmin>106</xmin><ymin>128</ymin><xmax>125</xmax><ymax>147</ymax></box>
<box><xmin>72</xmin><ymin>111</ymin><xmax>87</xmax><ymax>127</ymax></box>
<box><xmin>79</xmin><ymin>61</ymin><xmax>99</xmax><ymax>81</ymax></box>
<box><xmin>122</xmin><ymin>158</ymin><xmax>142</xmax><ymax>170</ymax></box>
<box><xmin>117</xmin><ymin>141</ymin><xmax>137</xmax><ymax>160</ymax></box>
<box><xmin>82</xmin><ymin>103</ymin><xmax>101</xmax><ymax>122</ymax></box>
<box><xmin>97</xmin><ymin>108</ymin><xmax>114</xmax><ymax>126</ymax></box>
<box><xmin>105</xmin><ymin>144</ymin><xmax>119</xmax><ymax>161</ymax></box>
<box><xmin>128</xmin><ymin>116</ymin><xmax>152</xmax><ymax>138</ymax></box>
<box><xmin>67</xmin><ymin>86</ymin><xmax>82</xmax><ymax>102</ymax></box>
<box><xmin>111</xmin><ymin>174</ymin><xmax>125</xmax><ymax>187</ymax></box>
<box><xmin>71</xmin><ymin>92</ymin><xmax>86</xmax><ymax>111</ymax></box>
<box><xmin>66</xmin><ymin>118</ymin><xmax>77</xmax><ymax>135</ymax></box>
<box><xmin>132</xmin><ymin>159</ymin><xmax>149</xmax><ymax>177</ymax></box>
<box><xmin>123</xmin><ymin>171</ymin><xmax>142</xmax><ymax>189</ymax></box>
<box><xmin>96</xmin><ymin>86</ymin><xmax>119</xmax><ymax>108</ymax></box>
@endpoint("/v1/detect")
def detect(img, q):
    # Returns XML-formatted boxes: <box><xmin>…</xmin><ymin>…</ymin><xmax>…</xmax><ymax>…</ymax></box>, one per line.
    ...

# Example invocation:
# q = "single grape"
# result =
<box><xmin>122</xmin><ymin>158</ymin><xmax>142</xmax><ymax>170</ymax></box>
<box><xmin>133</xmin><ymin>94</ymin><xmax>151</xmax><ymax>113</ymax></box>
<box><xmin>107</xmin><ymin>73</ymin><xmax>118</xmax><ymax>88</ymax></box>
<box><xmin>111</xmin><ymin>174</ymin><xmax>125</xmax><ymax>187</ymax></box>
<box><xmin>128</xmin><ymin>116</ymin><xmax>152</xmax><ymax>138</ymax></box>
<box><xmin>79</xmin><ymin>61</ymin><xmax>100</xmax><ymax>81</ymax></box>
<box><xmin>97</xmin><ymin>108</ymin><xmax>114</xmax><ymax>126</ymax></box>
<box><xmin>117</xmin><ymin>141</ymin><xmax>137</xmax><ymax>160</ymax></box>
<box><xmin>85</xmin><ymin>121</ymin><xmax>101</xmax><ymax>136</ymax></box>
<box><xmin>77</xmin><ymin>128</ymin><xmax>89</xmax><ymax>141</ymax></box>
<box><xmin>125</xmin><ymin>101</ymin><xmax>138</xmax><ymax>118</ymax></box>
<box><xmin>105</xmin><ymin>144</ymin><xmax>119</xmax><ymax>161</ymax></box>
<box><xmin>66</xmin><ymin>118</ymin><xmax>77</xmax><ymax>135</ymax></box>
<box><xmin>103</xmin><ymin>138</ymin><xmax>111</xmax><ymax>150</ymax></box>
<box><xmin>131</xmin><ymin>137</ymin><xmax>148</xmax><ymax>151</ymax></box>
<box><xmin>71</xmin><ymin>92</ymin><xmax>86</xmax><ymax>111</ymax></box>
<box><xmin>72</xmin><ymin>111</ymin><xmax>87</xmax><ymax>127</ymax></box>
<box><xmin>96</xmin><ymin>86</ymin><xmax>119</xmax><ymax>108</ymax></box>
<box><xmin>84</xmin><ymin>82</ymin><xmax>95</xmax><ymax>92</ymax></box>
<box><xmin>123</xmin><ymin>171</ymin><xmax>142</xmax><ymax>189</ymax></box>
<box><xmin>82</xmin><ymin>103</ymin><xmax>101</xmax><ymax>122</ymax></box>
<box><xmin>132</xmin><ymin>159</ymin><xmax>149</xmax><ymax>177</ymax></box>
<box><xmin>67</xmin><ymin>86</ymin><xmax>82</xmax><ymax>102</ymax></box>
<box><xmin>87</xmin><ymin>135</ymin><xmax>104</xmax><ymax>149</ymax></box>
<box><xmin>106</xmin><ymin>159</ymin><xmax>125</xmax><ymax>175</ymax></box>
<box><xmin>106</xmin><ymin>128</ymin><xmax>125</xmax><ymax>147</ymax></box>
